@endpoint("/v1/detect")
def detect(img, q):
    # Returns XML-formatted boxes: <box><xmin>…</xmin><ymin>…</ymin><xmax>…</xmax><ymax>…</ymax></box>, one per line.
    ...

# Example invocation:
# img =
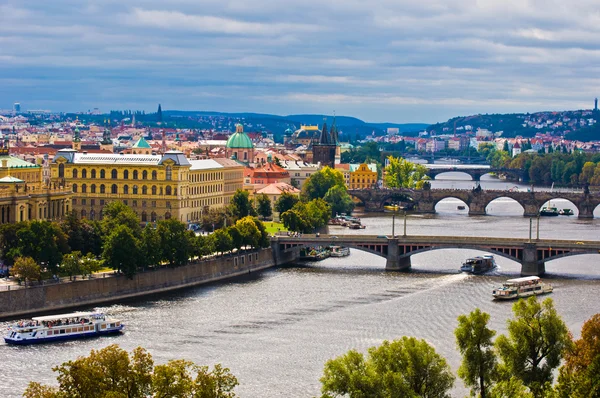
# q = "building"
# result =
<box><xmin>13</xmin><ymin>103</ymin><xmax>21</xmax><ymax>114</ymax></box>
<box><xmin>335</xmin><ymin>164</ymin><xmax>351</xmax><ymax>187</ymax></box>
<box><xmin>225</xmin><ymin>124</ymin><xmax>254</xmax><ymax>163</ymax></box>
<box><xmin>312</xmin><ymin>122</ymin><xmax>336</xmax><ymax>168</ymax></box>
<box><xmin>280</xmin><ymin>160</ymin><xmax>319</xmax><ymax>189</ymax></box>
<box><xmin>349</xmin><ymin>163</ymin><xmax>378</xmax><ymax>189</ymax></box>
<box><xmin>51</xmin><ymin>149</ymin><xmax>243</xmax><ymax>224</ymax></box>
<box><xmin>253</xmin><ymin>182</ymin><xmax>300</xmax><ymax>220</ymax></box>
<box><xmin>0</xmin><ymin>142</ymin><xmax>71</xmax><ymax>224</ymax></box>
<box><xmin>244</xmin><ymin>154</ymin><xmax>291</xmax><ymax>186</ymax></box>
<box><xmin>512</xmin><ymin>141</ymin><xmax>522</xmax><ymax>157</ymax></box>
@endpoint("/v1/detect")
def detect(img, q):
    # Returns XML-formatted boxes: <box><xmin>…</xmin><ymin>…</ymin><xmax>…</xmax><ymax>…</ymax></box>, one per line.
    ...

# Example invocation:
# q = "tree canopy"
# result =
<box><xmin>384</xmin><ymin>156</ymin><xmax>429</xmax><ymax>189</ymax></box>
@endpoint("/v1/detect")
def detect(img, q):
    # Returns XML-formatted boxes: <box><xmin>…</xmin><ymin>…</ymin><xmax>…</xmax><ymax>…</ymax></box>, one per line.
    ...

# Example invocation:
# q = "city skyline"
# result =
<box><xmin>1</xmin><ymin>0</ymin><xmax>599</xmax><ymax>123</ymax></box>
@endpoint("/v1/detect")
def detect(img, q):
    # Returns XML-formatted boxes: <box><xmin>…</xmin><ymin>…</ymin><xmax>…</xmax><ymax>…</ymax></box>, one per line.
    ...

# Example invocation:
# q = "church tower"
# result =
<box><xmin>100</xmin><ymin>120</ymin><xmax>114</xmax><ymax>153</ymax></box>
<box><xmin>72</xmin><ymin>127</ymin><xmax>82</xmax><ymax>151</ymax></box>
<box><xmin>312</xmin><ymin>121</ymin><xmax>336</xmax><ymax>168</ymax></box>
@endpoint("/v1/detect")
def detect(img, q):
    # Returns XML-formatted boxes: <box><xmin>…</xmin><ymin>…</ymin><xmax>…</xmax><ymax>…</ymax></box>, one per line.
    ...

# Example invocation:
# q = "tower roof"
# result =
<box><xmin>318</xmin><ymin>121</ymin><xmax>332</xmax><ymax>145</ymax></box>
<box><xmin>132</xmin><ymin>136</ymin><xmax>151</xmax><ymax>149</ymax></box>
<box><xmin>226</xmin><ymin>131</ymin><xmax>254</xmax><ymax>149</ymax></box>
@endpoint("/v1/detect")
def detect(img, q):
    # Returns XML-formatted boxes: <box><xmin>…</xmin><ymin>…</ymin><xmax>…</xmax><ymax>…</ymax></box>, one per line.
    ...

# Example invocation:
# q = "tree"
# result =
<box><xmin>280</xmin><ymin>209</ymin><xmax>310</xmax><ymax>233</ymax></box>
<box><xmin>61</xmin><ymin>251</ymin><xmax>83</xmax><ymax>280</ymax></box>
<box><xmin>11</xmin><ymin>256</ymin><xmax>41</xmax><ymax>286</ymax></box>
<box><xmin>555</xmin><ymin>314</ymin><xmax>600</xmax><ymax>398</ymax></box>
<box><xmin>17</xmin><ymin>221</ymin><xmax>70</xmax><ymax>274</ymax></box>
<box><xmin>384</xmin><ymin>156</ymin><xmax>429</xmax><ymax>189</ymax></box>
<box><xmin>274</xmin><ymin>192</ymin><xmax>299</xmax><ymax>214</ymax></box>
<box><xmin>455</xmin><ymin>309</ymin><xmax>497</xmax><ymax>398</ymax></box>
<box><xmin>235</xmin><ymin>216</ymin><xmax>260</xmax><ymax>249</ymax></box>
<box><xmin>101</xmin><ymin>201</ymin><xmax>142</xmax><ymax>237</ymax></box>
<box><xmin>495</xmin><ymin>297</ymin><xmax>570</xmax><ymax>398</ymax></box>
<box><xmin>302</xmin><ymin>166</ymin><xmax>345</xmax><ymax>201</ymax></box>
<box><xmin>23</xmin><ymin>344</ymin><xmax>238</xmax><ymax>398</ymax></box>
<box><xmin>79</xmin><ymin>253</ymin><xmax>102</xmax><ymax>277</ymax></box>
<box><xmin>228</xmin><ymin>190</ymin><xmax>256</xmax><ymax>219</ymax></box>
<box><xmin>320</xmin><ymin>337</ymin><xmax>455</xmax><ymax>398</ymax></box>
<box><xmin>141</xmin><ymin>224</ymin><xmax>162</xmax><ymax>267</ymax></box>
<box><xmin>256</xmin><ymin>194</ymin><xmax>272</xmax><ymax>219</ymax></box>
<box><xmin>157</xmin><ymin>219</ymin><xmax>192</xmax><ymax>267</ymax></box>
<box><xmin>102</xmin><ymin>225</ymin><xmax>141</xmax><ymax>278</ymax></box>
<box><xmin>211</xmin><ymin>229</ymin><xmax>233</xmax><ymax>255</ymax></box>
<box><xmin>324</xmin><ymin>184</ymin><xmax>355</xmax><ymax>217</ymax></box>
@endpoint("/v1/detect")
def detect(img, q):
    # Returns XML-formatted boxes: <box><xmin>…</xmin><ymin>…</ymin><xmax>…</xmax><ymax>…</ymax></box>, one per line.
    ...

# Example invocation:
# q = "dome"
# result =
<box><xmin>226</xmin><ymin>132</ymin><xmax>253</xmax><ymax>149</ymax></box>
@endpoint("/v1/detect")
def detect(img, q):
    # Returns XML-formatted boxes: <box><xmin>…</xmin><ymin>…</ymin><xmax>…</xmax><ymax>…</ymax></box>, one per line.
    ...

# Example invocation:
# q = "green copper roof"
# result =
<box><xmin>0</xmin><ymin>156</ymin><xmax>40</xmax><ymax>169</ymax></box>
<box><xmin>132</xmin><ymin>136</ymin><xmax>151</xmax><ymax>149</ymax></box>
<box><xmin>226</xmin><ymin>132</ymin><xmax>253</xmax><ymax>149</ymax></box>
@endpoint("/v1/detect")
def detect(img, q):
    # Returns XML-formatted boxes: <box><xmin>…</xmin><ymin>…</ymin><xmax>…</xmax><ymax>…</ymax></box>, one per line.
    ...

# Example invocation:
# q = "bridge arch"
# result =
<box><xmin>433</xmin><ymin>196</ymin><xmax>470</xmax><ymax>214</ymax></box>
<box><xmin>429</xmin><ymin>170</ymin><xmax>478</xmax><ymax>181</ymax></box>
<box><xmin>278</xmin><ymin>241</ymin><xmax>388</xmax><ymax>259</ymax></box>
<box><xmin>539</xmin><ymin>198</ymin><xmax>579</xmax><ymax>216</ymax></box>
<box><xmin>484</xmin><ymin>196</ymin><xmax>525</xmax><ymax>216</ymax></box>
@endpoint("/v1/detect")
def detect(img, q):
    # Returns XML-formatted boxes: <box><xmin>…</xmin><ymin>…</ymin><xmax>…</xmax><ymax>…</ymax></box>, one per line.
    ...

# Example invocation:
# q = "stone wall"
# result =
<box><xmin>0</xmin><ymin>249</ymin><xmax>277</xmax><ymax>320</ymax></box>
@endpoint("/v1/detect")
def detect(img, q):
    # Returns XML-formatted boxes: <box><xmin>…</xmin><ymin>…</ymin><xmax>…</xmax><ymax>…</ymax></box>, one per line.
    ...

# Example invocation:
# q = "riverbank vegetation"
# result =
<box><xmin>24</xmin><ymin>298</ymin><xmax>599</xmax><ymax>397</ymax></box>
<box><xmin>1</xmin><ymin>191</ymin><xmax>272</xmax><ymax>282</ymax></box>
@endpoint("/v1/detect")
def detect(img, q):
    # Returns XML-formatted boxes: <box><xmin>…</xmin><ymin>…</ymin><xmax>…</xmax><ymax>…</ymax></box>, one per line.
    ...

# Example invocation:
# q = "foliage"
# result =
<box><xmin>274</xmin><ymin>192</ymin><xmax>299</xmax><ymax>214</ymax></box>
<box><xmin>102</xmin><ymin>225</ymin><xmax>141</xmax><ymax>278</ymax></box>
<box><xmin>340</xmin><ymin>141</ymin><xmax>381</xmax><ymax>164</ymax></box>
<box><xmin>555</xmin><ymin>313</ymin><xmax>600</xmax><ymax>398</ymax></box>
<box><xmin>384</xmin><ymin>156</ymin><xmax>429</xmax><ymax>189</ymax></box>
<box><xmin>141</xmin><ymin>224</ymin><xmax>162</xmax><ymax>267</ymax></box>
<box><xmin>60</xmin><ymin>212</ymin><xmax>103</xmax><ymax>256</ymax></box>
<box><xmin>61</xmin><ymin>251</ymin><xmax>84</xmax><ymax>279</ymax></box>
<box><xmin>101</xmin><ymin>201</ymin><xmax>142</xmax><ymax>237</ymax></box>
<box><xmin>256</xmin><ymin>193</ymin><xmax>272</xmax><ymax>219</ymax></box>
<box><xmin>157</xmin><ymin>218</ymin><xmax>193</xmax><ymax>267</ymax></box>
<box><xmin>455</xmin><ymin>308</ymin><xmax>497</xmax><ymax>398</ymax></box>
<box><xmin>11</xmin><ymin>256</ymin><xmax>41</xmax><ymax>285</ymax></box>
<box><xmin>235</xmin><ymin>216</ymin><xmax>261</xmax><ymax>249</ymax></box>
<box><xmin>302</xmin><ymin>166</ymin><xmax>345</xmax><ymax>201</ymax></box>
<box><xmin>281</xmin><ymin>199</ymin><xmax>331</xmax><ymax>233</ymax></box>
<box><xmin>17</xmin><ymin>221</ymin><xmax>70</xmax><ymax>274</ymax></box>
<box><xmin>23</xmin><ymin>344</ymin><xmax>238</xmax><ymax>398</ymax></box>
<box><xmin>228</xmin><ymin>189</ymin><xmax>256</xmax><ymax>219</ymax></box>
<box><xmin>323</xmin><ymin>185</ymin><xmax>355</xmax><ymax>217</ymax></box>
<box><xmin>320</xmin><ymin>337</ymin><xmax>454</xmax><ymax>398</ymax></box>
<box><xmin>495</xmin><ymin>297</ymin><xmax>570</xmax><ymax>398</ymax></box>
<box><xmin>211</xmin><ymin>229</ymin><xmax>233</xmax><ymax>254</ymax></box>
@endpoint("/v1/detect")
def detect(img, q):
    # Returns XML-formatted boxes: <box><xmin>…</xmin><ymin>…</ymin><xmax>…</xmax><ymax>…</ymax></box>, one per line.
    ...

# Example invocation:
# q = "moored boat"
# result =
<box><xmin>540</xmin><ymin>206</ymin><xmax>559</xmax><ymax>216</ymax></box>
<box><xmin>559</xmin><ymin>208</ymin><xmax>574</xmax><ymax>216</ymax></box>
<box><xmin>460</xmin><ymin>255</ymin><xmax>496</xmax><ymax>274</ymax></box>
<box><xmin>4</xmin><ymin>312</ymin><xmax>124</xmax><ymax>345</ymax></box>
<box><xmin>300</xmin><ymin>247</ymin><xmax>330</xmax><ymax>261</ymax></box>
<box><xmin>492</xmin><ymin>276</ymin><xmax>553</xmax><ymax>300</ymax></box>
<box><xmin>329</xmin><ymin>246</ymin><xmax>350</xmax><ymax>257</ymax></box>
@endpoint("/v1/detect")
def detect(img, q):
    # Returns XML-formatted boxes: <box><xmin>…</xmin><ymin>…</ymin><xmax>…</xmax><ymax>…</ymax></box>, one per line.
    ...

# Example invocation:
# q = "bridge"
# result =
<box><xmin>348</xmin><ymin>188</ymin><xmax>600</xmax><ymax>218</ymax></box>
<box><xmin>423</xmin><ymin>165</ymin><xmax>525</xmax><ymax>181</ymax></box>
<box><xmin>271</xmin><ymin>234</ymin><xmax>600</xmax><ymax>276</ymax></box>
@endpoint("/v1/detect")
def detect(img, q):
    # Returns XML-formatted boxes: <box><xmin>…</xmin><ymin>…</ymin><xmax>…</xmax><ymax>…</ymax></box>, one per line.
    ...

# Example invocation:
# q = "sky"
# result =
<box><xmin>1</xmin><ymin>0</ymin><xmax>600</xmax><ymax>124</ymax></box>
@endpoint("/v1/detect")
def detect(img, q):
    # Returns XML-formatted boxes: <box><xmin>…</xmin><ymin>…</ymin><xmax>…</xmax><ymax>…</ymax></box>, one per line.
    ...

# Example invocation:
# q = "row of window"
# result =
<box><xmin>74</xmin><ymin>198</ymin><xmax>172</xmax><ymax>209</ymax></box>
<box><xmin>189</xmin><ymin>172</ymin><xmax>223</xmax><ymax>182</ymax></box>
<box><xmin>72</xmin><ymin>184</ymin><xmax>178</xmax><ymax>196</ymax></box>
<box><xmin>79</xmin><ymin>209</ymin><xmax>171</xmax><ymax>222</ymax></box>
<box><xmin>67</xmin><ymin>167</ymin><xmax>172</xmax><ymax>181</ymax></box>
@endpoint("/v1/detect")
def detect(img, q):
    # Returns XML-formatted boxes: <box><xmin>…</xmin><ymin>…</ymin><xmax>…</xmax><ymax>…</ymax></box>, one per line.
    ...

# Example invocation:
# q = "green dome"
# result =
<box><xmin>226</xmin><ymin>132</ymin><xmax>253</xmax><ymax>149</ymax></box>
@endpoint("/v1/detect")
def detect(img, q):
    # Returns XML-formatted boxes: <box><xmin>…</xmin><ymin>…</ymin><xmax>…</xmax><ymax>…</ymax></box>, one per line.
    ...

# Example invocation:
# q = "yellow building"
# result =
<box><xmin>349</xmin><ymin>163</ymin><xmax>378</xmax><ymax>189</ymax></box>
<box><xmin>0</xmin><ymin>145</ymin><xmax>71</xmax><ymax>224</ymax></box>
<box><xmin>51</xmin><ymin>149</ymin><xmax>244</xmax><ymax>224</ymax></box>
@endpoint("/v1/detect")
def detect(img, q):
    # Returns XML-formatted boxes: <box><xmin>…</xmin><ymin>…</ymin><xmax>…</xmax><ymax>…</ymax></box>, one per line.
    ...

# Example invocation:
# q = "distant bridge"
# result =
<box><xmin>423</xmin><ymin>165</ymin><xmax>525</xmax><ymax>181</ymax></box>
<box><xmin>272</xmin><ymin>234</ymin><xmax>600</xmax><ymax>276</ymax></box>
<box><xmin>348</xmin><ymin>188</ymin><xmax>599</xmax><ymax>218</ymax></box>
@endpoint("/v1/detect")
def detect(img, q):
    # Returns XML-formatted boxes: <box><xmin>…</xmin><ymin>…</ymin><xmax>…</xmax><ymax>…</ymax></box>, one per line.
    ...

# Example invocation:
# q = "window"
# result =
<box><xmin>72</xmin><ymin>169</ymin><xmax>78</xmax><ymax>179</ymax></box>
<box><xmin>58</xmin><ymin>163</ymin><xmax>65</xmax><ymax>178</ymax></box>
<box><xmin>142</xmin><ymin>185</ymin><xmax>147</xmax><ymax>195</ymax></box>
<box><xmin>82</xmin><ymin>199</ymin><xmax>86</xmax><ymax>205</ymax></box>
<box><xmin>133</xmin><ymin>170</ymin><xmax>138</xmax><ymax>180</ymax></box>
<box><xmin>73</xmin><ymin>199</ymin><xmax>77</xmax><ymax>205</ymax></box>
<box><xmin>165</xmin><ymin>186</ymin><xmax>172</xmax><ymax>195</ymax></box>
<box><xmin>111</xmin><ymin>184</ymin><xmax>117</xmax><ymax>194</ymax></box>
<box><xmin>91</xmin><ymin>184</ymin><xmax>96</xmax><ymax>193</ymax></box>
<box><xmin>91</xmin><ymin>169</ymin><xmax>97</xmax><ymax>178</ymax></box>
<box><xmin>91</xmin><ymin>199</ymin><xmax>95</xmax><ymax>206</ymax></box>
<box><xmin>100</xmin><ymin>170</ymin><xmax>105</xmax><ymax>179</ymax></box>
<box><xmin>133</xmin><ymin>185</ymin><xmax>138</xmax><ymax>194</ymax></box>
<box><xmin>81</xmin><ymin>184</ymin><xmax>87</xmax><ymax>193</ymax></box>
<box><xmin>132</xmin><ymin>200</ymin><xmax>137</xmax><ymax>207</ymax></box>
<box><xmin>142</xmin><ymin>201</ymin><xmax>147</xmax><ymax>208</ymax></box>
<box><xmin>152</xmin><ymin>186</ymin><xmax>157</xmax><ymax>195</ymax></box>
<box><xmin>100</xmin><ymin>184</ymin><xmax>105</xmax><ymax>194</ymax></box>
<box><xmin>72</xmin><ymin>184</ymin><xmax>78</xmax><ymax>193</ymax></box>
<box><xmin>123</xmin><ymin>185</ymin><xmax>129</xmax><ymax>194</ymax></box>
<box><xmin>100</xmin><ymin>200</ymin><xmax>105</xmax><ymax>206</ymax></box>
<box><xmin>82</xmin><ymin>169</ymin><xmax>87</xmax><ymax>178</ymax></box>
<box><xmin>152</xmin><ymin>170</ymin><xmax>157</xmax><ymax>180</ymax></box>
<box><xmin>141</xmin><ymin>211</ymin><xmax>147</xmax><ymax>222</ymax></box>
<box><xmin>81</xmin><ymin>209</ymin><xmax>86</xmax><ymax>218</ymax></box>
<box><xmin>166</xmin><ymin>165</ymin><xmax>172</xmax><ymax>180</ymax></box>
<box><xmin>151</xmin><ymin>212</ymin><xmax>157</xmax><ymax>222</ymax></box>
<box><xmin>123</xmin><ymin>200</ymin><xmax>128</xmax><ymax>206</ymax></box>
<box><xmin>111</xmin><ymin>169</ymin><xmax>117</xmax><ymax>179</ymax></box>
<box><xmin>142</xmin><ymin>170</ymin><xmax>148</xmax><ymax>180</ymax></box>
<box><xmin>151</xmin><ymin>201</ymin><xmax>156</xmax><ymax>207</ymax></box>
<box><xmin>123</xmin><ymin>170</ymin><xmax>129</xmax><ymax>179</ymax></box>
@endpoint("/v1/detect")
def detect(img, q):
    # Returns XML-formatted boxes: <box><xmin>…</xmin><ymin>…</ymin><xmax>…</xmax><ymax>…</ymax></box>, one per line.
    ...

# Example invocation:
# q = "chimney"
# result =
<box><xmin>1</xmin><ymin>159</ymin><xmax>7</xmax><ymax>168</ymax></box>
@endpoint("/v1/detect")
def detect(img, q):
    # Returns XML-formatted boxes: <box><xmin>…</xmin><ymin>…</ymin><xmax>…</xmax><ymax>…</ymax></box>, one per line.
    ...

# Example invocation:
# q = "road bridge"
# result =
<box><xmin>271</xmin><ymin>234</ymin><xmax>600</xmax><ymax>276</ymax></box>
<box><xmin>348</xmin><ymin>188</ymin><xmax>600</xmax><ymax>218</ymax></box>
<box><xmin>423</xmin><ymin>165</ymin><xmax>525</xmax><ymax>181</ymax></box>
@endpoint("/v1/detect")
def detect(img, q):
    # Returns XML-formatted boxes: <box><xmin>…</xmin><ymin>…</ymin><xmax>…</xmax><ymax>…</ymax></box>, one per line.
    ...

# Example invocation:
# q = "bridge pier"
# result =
<box><xmin>520</xmin><ymin>243</ymin><xmax>545</xmax><ymax>276</ymax></box>
<box><xmin>385</xmin><ymin>238</ymin><xmax>412</xmax><ymax>271</ymax></box>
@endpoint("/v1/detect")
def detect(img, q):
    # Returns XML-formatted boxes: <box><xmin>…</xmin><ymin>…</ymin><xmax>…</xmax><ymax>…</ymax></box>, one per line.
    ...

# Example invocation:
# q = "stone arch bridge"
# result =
<box><xmin>348</xmin><ymin>188</ymin><xmax>600</xmax><ymax>218</ymax></box>
<box><xmin>272</xmin><ymin>235</ymin><xmax>600</xmax><ymax>276</ymax></box>
<box><xmin>425</xmin><ymin>167</ymin><xmax>525</xmax><ymax>182</ymax></box>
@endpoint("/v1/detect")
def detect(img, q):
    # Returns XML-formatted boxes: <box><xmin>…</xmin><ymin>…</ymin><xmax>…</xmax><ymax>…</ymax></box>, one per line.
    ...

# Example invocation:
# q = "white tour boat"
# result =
<box><xmin>492</xmin><ymin>276</ymin><xmax>553</xmax><ymax>300</ymax></box>
<box><xmin>329</xmin><ymin>246</ymin><xmax>350</xmax><ymax>257</ymax></box>
<box><xmin>4</xmin><ymin>312</ymin><xmax>124</xmax><ymax>345</ymax></box>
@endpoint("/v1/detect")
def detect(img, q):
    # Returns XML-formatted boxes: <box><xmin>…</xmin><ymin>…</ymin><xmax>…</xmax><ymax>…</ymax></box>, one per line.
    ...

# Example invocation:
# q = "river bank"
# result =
<box><xmin>0</xmin><ymin>248</ymin><xmax>292</xmax><ymax>320</ymax></box>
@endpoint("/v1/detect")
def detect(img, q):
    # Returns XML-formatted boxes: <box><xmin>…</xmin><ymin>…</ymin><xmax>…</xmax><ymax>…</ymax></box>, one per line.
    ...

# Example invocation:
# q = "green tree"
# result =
<box><xmin>11</xmin><ymin>256</ymin><xmax>41</xmax><ymax>286</ymax></box>
<box><xmin>256</xmin><ymin>193</ymin><xmax>272</xmax><ymax>219</ymax></box>
<box><xmin>141</xmin><ymin>224</ymin><xmax>162</xmax><ymax>267</ymax></box>
<box><xmin>211</xmin><ymin>229</ymin><xmax>233</xmax><ymax>255</ymax></box>
<box><xmin>555</xmin><ymin>313</ymin><xmax>600</xmax><ymax>398</ymax></box>
<box><xmin>228</xmin><ymin>189</ymin><xmax>256</xmax><ymax>219</ymax></box>
<box><xmin>79</xmin><ymin>253</ymin><xmax>102</xmax><ymax>278</ymax></box>
<box><xmin>235</xmin><ymin>216</ymin><xmax>260</xmax><ymax>249</ymax></box>
<box><xmin>302</xmin><ymin>166</ymin><xmax>345</xmax><ymax>200</ymax></box>
<box><xmin>495</xmin><ymin>297</ymin><xmax>570</xmax><ymax>398</ymax></box>
<box><xmin>274</xmin><ymin>192</ymin><xmax>299</xmax><ymax>214</ymax></box>
<box><xmin>320</xmin><ymin>337</ymin><xmax>455</xmax><ymax>398</ymax></box>
<box><xmin>455</xmin><ymin>308</ymin><xmax>497</xmax><ymax>398</ymax></box>
<box><xmin>249</xmin><ymin>217</ymin><xmax>270</xmax><ymax>248</ymax></box>
<box><xmin>61</xmin><ymin>251</ymin><xmax>82</xmax><ymax>280</ymax></box>
<box><xmin>157</xmin><ymin>219</ymin><xmax>192</xmax><ymax>267</ymax></box>
<box><xmin>17</xmin><ymin>221</ymin><xmax>70</xmax><ymax>274</ymax></box>
<box><xmin>323</xmin><ymin>184</ymin><xmax>355</xmax><ymax>217</ymax></box>
<box><xmin>23</xmin><ymin>344</ymin><xmax>238</xmax><ymax>398</ymax></box>
<box><xmin>102</xmin><ymin>225</ymin><xmax>141</xmax><ymax>278</ymax></box>
<box><xmin>227</xmin><ymin>226</ymin><xmax>243</xmax><ymax>251</ymax></box>
<box><xmin>384</xmin><ymin>156</ymin><xmax>429</xmax><ymax>189</ymax></box>
<box><xmin>0</xmin><ymin>222</ymin><xmax>25</xmax><ymax>264</ymax></box>
<box><xmin>305</xmin><ymin>198</ymin><xmax>331</xmax><ymax>230</ymax></box>
<box><xmin>280</xmin><ymin>209</ymin><xmax>310</xmax><ymax>233</ymax></box>
<box><xmin>101</xmin><ymin>200</ymin><xmax>142</xmax><ymax>237</ymax></box>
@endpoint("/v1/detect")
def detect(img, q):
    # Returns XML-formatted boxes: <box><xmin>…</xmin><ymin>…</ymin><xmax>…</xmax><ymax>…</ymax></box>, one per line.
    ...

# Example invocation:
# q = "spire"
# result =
<box><xmin>73</xmin><ymin>127</ymin><xmax>81</xmax><ymax>142</ymax></box>
<box><xmin>330</xmin><ymin>112</ymin><xmax>338</xmax><ymax>144</ymax></box>
<box><xmin>318</xmin><ymin>121</ymin><xmax>331</xmax><ymax>145</ymax></box>
<box><xmin>101</xmin><ymin>120</ymin><xmax>111</xmax><ymax>145</ymax></box>
<box><xmin>157</xmin><ymin>104</ymin><xmax>163</xmax><ymax>125</ymax></box>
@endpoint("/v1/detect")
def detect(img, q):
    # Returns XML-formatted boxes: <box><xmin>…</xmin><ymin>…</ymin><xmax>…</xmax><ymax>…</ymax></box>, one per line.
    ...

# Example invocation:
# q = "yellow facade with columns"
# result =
<box><xmin>51</xmin><ymin>149</ymin><xmax>244</xmax><ymax>224</ymax></box>
<box><xmin>349</xmin><ymin>163</ymin><xmax>378</xmax><ymax>189</ymax></box>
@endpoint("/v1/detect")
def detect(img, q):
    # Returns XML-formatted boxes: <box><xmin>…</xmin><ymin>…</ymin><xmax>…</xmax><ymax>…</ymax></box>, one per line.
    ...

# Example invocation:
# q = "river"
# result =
<box><xmin>1</xmin><ymin>175</ymin><xmax>599</xmax><ymax>397</ymax></box>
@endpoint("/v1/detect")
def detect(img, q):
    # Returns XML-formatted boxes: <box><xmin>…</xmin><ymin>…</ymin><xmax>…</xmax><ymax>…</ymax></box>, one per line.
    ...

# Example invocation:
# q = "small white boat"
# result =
<box><xmin>492</xmin><ymin>276</ymin><xmax>553</xmax><ymax>300</ymax></box>
<box><xmin>460</xmin><ymin>255</ymin><xmax>496</xmax><ymax>274</ymax></box>
<box><xmin>4</xmin><ymin>312</ymin><xmax>124</xmax><ymax>345</ymax></box>
<box><xmin>329</xmin><ymin>246</ymin><xmax>350</xmax><ymax>257</ymax></box>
